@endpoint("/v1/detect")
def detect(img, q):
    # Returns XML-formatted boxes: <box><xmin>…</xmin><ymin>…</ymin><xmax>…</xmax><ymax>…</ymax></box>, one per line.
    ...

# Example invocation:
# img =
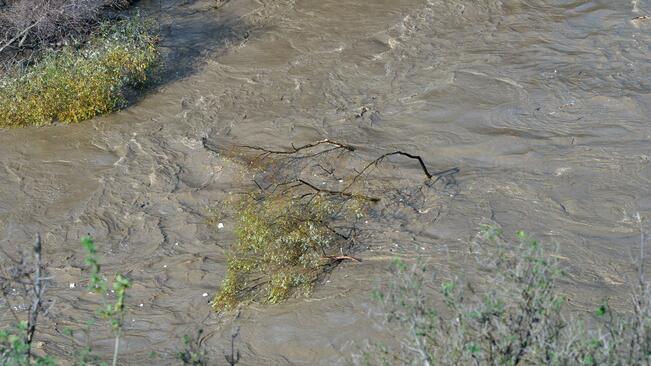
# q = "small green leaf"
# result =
<box><xmin>467</xmin><ymin>342</ymin><xmax>481</xmax><ymax>354</ymax></box>
<box><xmin>371</xmin><ymin>289</ymin><xmax>384</xmax><ymax>302</ymax></box>
<box><xmin>441</xmin><ymin>281</ymin><xmax>456</xmax><ymax>297</ymax></box>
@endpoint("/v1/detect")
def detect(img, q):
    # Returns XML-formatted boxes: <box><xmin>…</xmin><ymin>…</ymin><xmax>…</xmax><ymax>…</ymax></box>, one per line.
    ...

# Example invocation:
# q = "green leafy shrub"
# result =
<box><xmin>212</xmin><ymin>194</ymin><xmax>362</xmax><ymax>311</ymax></box>
<box><xmin>0</xmin><ymin>321</ymin><xmax>55</xmax><ymax>366</ymax></box>
<box><xmin>0</xmin><ymin>236</ymin><xmax>243</xmax><ymax>364</ymax></box>
<box><xmin>177</xmin><ymin>329</ymin><xmax>209</xmax><ymax>366</ymax></box>
<box><xmin>0</xmin><ymin>17</ymin><xmax>157</xmax><ymax>127</ymax></box>
<box><xmin>0</xmin><ymin>237</ymin><xmax>132</xmax><ymax>365</ymax></box>
<box><xmin>362</xmin><ymin>226</ymin><xmax>651</xmax><ymax>366</ymax></box>
<box><xmin>81</xmin><ymin>236</ymin><xmax>131</xmax><ymax>366</ymax></box>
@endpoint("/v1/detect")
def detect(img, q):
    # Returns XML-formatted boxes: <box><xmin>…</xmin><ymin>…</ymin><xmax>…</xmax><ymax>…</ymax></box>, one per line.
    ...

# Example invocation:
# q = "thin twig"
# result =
<box><xmin>0</xmin><ymin>17</ymin><xmax>43</xmax><ymax>53</ymax></box>
<box><xmin>112</xmin><ymin>331</ymin><xmax>120</xmax><ymax>366</ymax></box>
<box><xmin>344</xmin><ymin>151</ymin><xmax>459</xmax><ymax>192</ymax></box>
<box><xmin>324</xmin><ymin>255</ymin><xmax>362</xmax><ymax>263</ymax></box>
<box><xmin>297</xmin><ymin>178</ymin><xmax>380</xmax><ymax>202</ymax></box>
<box><xmin>239</xmin><ymin>139</ymin><xmax>355</xmax><ymax>155</ymax></box>
<box><xmin>26</xmin><ymin>233</ymin><xmax>45</xmax><ymax>358</ymax></box>
<box><xmin>0</xmin><ymin>291</ymin><xmax>20</xmax><ymax>324</ymax></box>
<box><xmin>225</xmin><ymin>326</ymin><xmax>241</xmax><ymax>365</ymax></box>
<box><xmin>638</xmin><ymin>212</ymin><xmax>645</xmax><ymax>281</ymax></box>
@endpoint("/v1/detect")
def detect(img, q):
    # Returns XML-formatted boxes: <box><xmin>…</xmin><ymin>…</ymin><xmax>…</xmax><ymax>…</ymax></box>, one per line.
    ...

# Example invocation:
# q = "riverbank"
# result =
<box><xmin>0</xmin><ymin>1</ymin><xmax>158</xmax><ymax>127</ymax></box>
<box><xmin>0</xmin><ymin>18</ymin><xmax>157</xmax><ymax>127</ymax></box>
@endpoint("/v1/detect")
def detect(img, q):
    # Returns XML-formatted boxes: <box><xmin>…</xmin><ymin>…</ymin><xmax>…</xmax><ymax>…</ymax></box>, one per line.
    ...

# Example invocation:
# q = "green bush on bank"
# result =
<box><xmin>0</xmin><ymin>17</ymin><xmax>157</xmax><ymax>127</ymax></box>
<box><xmin>361</xmin><ymin>226</ymin><xmax>651</xmax><ymax>366</ymax></box>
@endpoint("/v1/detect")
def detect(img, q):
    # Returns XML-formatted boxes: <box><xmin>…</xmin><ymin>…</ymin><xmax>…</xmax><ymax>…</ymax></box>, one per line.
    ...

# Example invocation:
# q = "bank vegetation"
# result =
<box><xmin>0</xmin><ymin>0</ymin><xmax>158</xmax><ymax>127</ymax></box>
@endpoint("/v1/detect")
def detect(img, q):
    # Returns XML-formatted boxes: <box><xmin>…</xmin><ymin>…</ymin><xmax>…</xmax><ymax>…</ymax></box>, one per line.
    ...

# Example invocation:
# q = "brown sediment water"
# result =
<box><xmin>1</xmin><ymin>0</ymin><xmax>651</xmax><ymax>364</ymax></box>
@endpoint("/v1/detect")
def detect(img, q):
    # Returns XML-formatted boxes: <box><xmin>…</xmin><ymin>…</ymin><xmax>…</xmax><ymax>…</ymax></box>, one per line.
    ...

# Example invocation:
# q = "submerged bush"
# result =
<box><xmin>361</xmin><ymin>226</ymin><xmax>651</xmax><ymax>366</ymax></box>
<box><xmin>0</xmin><ymin>17</ymin><xmax>157</xmax><ymax>127</ymax></box>
<box><xmin>212</xmin><ymin>194</ymin><xmax>363</xmax><ymax>311</ymax></box>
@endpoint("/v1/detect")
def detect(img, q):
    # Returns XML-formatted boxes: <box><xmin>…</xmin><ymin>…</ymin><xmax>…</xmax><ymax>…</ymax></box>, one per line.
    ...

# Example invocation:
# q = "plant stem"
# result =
<box><xmin>112</xmin><ymin>332</ymin><xmax>120</xmax><ymax>366</ymax></box>
<box><xmin>26</xmin><ymin>234</ymin><xmax>44</xmax><ymax>359</ymax></box>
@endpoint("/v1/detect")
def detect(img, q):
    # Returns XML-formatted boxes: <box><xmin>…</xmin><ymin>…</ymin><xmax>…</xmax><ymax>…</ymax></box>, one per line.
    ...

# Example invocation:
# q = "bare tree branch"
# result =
<box><xmin>297</xmin><ymin>178</ymin><xmax>381</xmax><ymax>202</ymax></box>
<box><xmin>239</xmin><ymin>139</ymin><xmax>355</xmax><ymax>155</ymax></box>
<box><xmin>343</xmin><ymin>151</ymin><xmax>459</xmax><ymax>193</ymax></box>
<box><xmin>0</xmin><ymin>17</ymin><xmax>42</xmax><ymax>54</ymax></box>
<box><xmin>26</xmin><ymin>233</ymin><xmax>46</xmax><ymax>358</ymax></box>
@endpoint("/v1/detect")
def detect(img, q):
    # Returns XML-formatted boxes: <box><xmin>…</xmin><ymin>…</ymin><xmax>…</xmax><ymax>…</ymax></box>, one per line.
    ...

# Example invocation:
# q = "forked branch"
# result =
<box><xmin>358</xmin><ymin>151</ymin><xmax>458</xmax><ymax>180</ymax></box>
<box><xmin>239</xmin><ymin>139</ymin><xmax>355</xmax><ymax>155</ymax></box>
<box><xmin>297</xmin><ymin>178</ymin><xmax>380</xmax><ymax>202</ymax></box>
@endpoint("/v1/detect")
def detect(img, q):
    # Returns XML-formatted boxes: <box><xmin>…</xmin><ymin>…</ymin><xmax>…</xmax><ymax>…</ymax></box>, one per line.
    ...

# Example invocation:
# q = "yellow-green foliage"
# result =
<box><xmin>0</xmin><ymin>18</ymin><xmax>158</xmax><ymax>127</ymax></box>
<box><xmin>213</xmin><ymin>195</ymin><xmax>356</xmax><ymax>311</ymax></box>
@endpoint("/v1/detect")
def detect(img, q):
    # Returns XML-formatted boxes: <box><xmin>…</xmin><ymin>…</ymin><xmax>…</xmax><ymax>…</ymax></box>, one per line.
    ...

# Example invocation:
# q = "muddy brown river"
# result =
<box><xmin>1</xmin><ymin>0</ymin><xmax>651</xmax><ymax>364</ymax></box>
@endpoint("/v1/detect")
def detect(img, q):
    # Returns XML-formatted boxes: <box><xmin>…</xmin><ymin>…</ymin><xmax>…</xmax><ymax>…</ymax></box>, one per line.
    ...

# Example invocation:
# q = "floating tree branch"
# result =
<box><xmin>344</xmin><ymin>151</ymin><xmax>459</xmax><ymax>192</ymax></box>
<box><xmin>297</xmin><ymin>178</ymin><xmax>381</xmax><ymax>202</ymax></box>
<box><xmin>211</xmin><ymin>139</ymin><xmax>459</xmax><ymax>311</ymax></box>
<box><xmin>239</xmin><ymin>139</ymin><xmax>355</xmax><ymax>156</ymax></box>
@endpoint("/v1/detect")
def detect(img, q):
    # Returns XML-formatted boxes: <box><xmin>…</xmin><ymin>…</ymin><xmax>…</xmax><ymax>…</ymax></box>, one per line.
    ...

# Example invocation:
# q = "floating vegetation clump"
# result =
<box><xmin>0</xmin><ymin>17</ymin><xmax>158</xmax><ymax>127</ymax></box>
<box><xmin>212</xmin><ymin>193</ymin><xmax>364</xmax><ymax>311</ymax></box>
<box><xmin>208</xmin><ymin>139</ymin><xmax>459</xmax><ymax>311</ymax></box>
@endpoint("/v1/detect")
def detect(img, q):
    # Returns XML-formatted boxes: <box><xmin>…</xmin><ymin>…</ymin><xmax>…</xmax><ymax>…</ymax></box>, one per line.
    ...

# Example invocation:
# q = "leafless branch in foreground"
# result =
<box><xmin>224</xmin><ymin>326</ymin><xmax>241</xmax><ymax>366</ymax></box>
<box><xmin>0</xmin><ymin>234</ymin><xmax>50</xmax><ymax>360</ymax></box>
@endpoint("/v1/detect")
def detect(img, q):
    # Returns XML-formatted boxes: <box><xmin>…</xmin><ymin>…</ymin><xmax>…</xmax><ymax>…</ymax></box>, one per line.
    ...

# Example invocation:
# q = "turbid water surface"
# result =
<box><xmin>1</xmin><ymin>0</ymin><xmax>650</xmax><ymax>364</ymax></box>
